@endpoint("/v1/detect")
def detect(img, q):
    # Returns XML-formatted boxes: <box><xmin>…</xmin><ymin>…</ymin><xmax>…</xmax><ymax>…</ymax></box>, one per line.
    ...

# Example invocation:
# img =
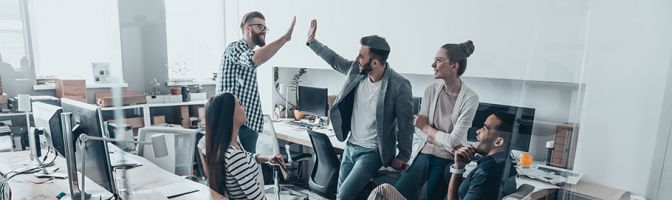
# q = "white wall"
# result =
<box><xmin>573</xmin><ymin>0</ymin><xmax>672</xmax><ymax>197</ymax></box>
<box><xmin>651</xmin><ymin>52</ymin><xmax>672</xmax><ymax>199</ymax></box>
<box><xmin>226</xmin><ymin>0</ymin><xmax>588</xmax><ymax>83</ymax></box>
<box><xmin>165</xmin><ymin>1</ymin><xmax>224</xmax><ymax>82</ymax></box>
<box><xmin>274</xmin><ymin>67</ymin><xmax>581</xmax><ymax>160</ymax></box>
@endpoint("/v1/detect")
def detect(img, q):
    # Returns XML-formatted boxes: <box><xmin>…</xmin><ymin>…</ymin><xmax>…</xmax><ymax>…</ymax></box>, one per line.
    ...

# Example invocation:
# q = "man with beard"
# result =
<box><xmin>367</xmin><ymin>112</ymin><xmax>518</xmax><ymax>200</ymax></box>
<box><xmin>215</xmin><ymin>11</ymin><xmax>295</xmax><ymax>153</ymax></box>
<box><xmin>305</xmin><ymin>19</ymin><xmax>414</xmax><ymax>200</ymax></box>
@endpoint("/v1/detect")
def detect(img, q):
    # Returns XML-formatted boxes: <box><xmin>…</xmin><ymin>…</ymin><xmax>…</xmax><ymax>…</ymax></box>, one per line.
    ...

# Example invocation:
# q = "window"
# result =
<box><xmin>29</xmin><ymin>0</ymin><xmax>123</xmax><ymax>84</ymax></box>
<box><xmin>0</xmin><ymin>0</ymin><xmax>30</xmax><ymax>73</ymax></box>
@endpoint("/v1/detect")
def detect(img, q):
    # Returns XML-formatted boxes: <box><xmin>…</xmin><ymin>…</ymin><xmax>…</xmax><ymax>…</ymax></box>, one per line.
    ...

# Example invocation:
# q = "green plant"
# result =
<box><xmin>290</xmin><ymin>68</ymin><xmax>307</xmax><ymax>107</ymax></box>
<box><xmin>273</xmin><ymin>67</ymin><xmax>306</xmax><ymax>109</ymax></box>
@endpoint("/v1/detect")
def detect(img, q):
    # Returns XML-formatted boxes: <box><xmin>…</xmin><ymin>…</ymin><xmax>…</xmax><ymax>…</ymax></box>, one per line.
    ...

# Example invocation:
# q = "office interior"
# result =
<box><xmin>0</xmin><ymin>0</ymin><xmax>671</xmax><ymax>199</ymax></box>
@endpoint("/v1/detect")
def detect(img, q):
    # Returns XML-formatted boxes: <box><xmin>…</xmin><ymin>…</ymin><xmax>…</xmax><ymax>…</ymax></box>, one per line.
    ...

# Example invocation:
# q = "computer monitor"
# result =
<box><xmin>467</xmin><ymin>102</ymin><xmax>535</xmax><ymax>152</ymax></box>
<box><xmin>32</xmin><ymin>102</ymin><xmax>65</xmax><ymax>157</ymax></box>
<box><xmin>61</xmin><ymin>98</ymin><xmax>117</xmax><ymax>195</ymax></box>
<box><xmin>298</xmin><ymin>86</ymin><xmax>328</xmax><ymax>117</ymax></box>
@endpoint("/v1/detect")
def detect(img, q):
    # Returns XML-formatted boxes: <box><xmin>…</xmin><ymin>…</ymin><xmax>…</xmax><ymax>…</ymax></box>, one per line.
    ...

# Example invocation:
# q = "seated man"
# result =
<box><xmin>368</xmin><ymin>112</ymin><xmax>517</xmax><ymax>200</ymax></box>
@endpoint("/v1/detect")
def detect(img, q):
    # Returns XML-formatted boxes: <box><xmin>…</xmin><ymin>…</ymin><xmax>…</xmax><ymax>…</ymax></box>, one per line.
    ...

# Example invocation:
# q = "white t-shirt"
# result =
<box><xmin>348</xmin><ymin>77</ymin><xmax>382</xmax><ymax>148</ymax></box>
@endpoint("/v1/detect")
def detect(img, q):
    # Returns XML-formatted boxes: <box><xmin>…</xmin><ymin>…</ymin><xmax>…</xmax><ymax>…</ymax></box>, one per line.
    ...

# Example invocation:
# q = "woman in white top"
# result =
<box><xmin>204</xmin><ymin>93</ymin><xmax>283</xmax><ymax>200</ymax></box>
<box><xmin>394</xmin><ymin>41</ymin><xmax>480</xmax><ymax>200</ymax></box>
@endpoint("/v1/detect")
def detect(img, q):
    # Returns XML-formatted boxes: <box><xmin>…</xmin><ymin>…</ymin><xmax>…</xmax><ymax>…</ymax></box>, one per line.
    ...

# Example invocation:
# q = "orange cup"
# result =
<box><xmin>519</xmin><ymin>152</ymin><xmax>533</xmax><ymax>168</ymax></box>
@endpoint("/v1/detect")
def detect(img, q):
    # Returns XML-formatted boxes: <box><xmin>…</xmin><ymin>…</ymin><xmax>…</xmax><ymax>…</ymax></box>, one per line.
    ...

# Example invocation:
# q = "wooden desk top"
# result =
<box><xmin>0</xmin><ymin>147</ymin><xmax>227</xmax><ymax>200</ymax></box>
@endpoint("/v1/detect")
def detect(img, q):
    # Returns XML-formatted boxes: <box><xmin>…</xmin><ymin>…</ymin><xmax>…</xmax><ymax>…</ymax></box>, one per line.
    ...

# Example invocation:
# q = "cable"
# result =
<box><xmin>0</xmin><ymin>144</ymin><xmax>59</xmax><ymax>200</ymax></box>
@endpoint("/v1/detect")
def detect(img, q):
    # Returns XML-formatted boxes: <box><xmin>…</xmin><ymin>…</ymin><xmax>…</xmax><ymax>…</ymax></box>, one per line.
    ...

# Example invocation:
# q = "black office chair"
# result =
<box><xmin>307</xmin><ymin>130</ymin><xmax>340</xmax><ymax>199</ymax></box>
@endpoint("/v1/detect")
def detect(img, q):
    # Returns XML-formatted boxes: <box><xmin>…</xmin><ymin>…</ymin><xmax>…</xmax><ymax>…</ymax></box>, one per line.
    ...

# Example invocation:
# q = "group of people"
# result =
<box><xmin>203</xmin><ymin>11</ymin><xmax>519</xmax><ymax>200</ymax></box>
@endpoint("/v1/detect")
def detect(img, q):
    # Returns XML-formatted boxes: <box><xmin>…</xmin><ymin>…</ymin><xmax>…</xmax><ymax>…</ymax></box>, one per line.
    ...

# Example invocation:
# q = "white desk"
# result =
<box><xmin>0</xmin><ymin>146</ymin><xmax>226</xmax><ymax>200</ymax></box>
<box><xmin>272</xmin><ymin>120</ymin><xmax>346</xmax><ymax>151</ymax></box>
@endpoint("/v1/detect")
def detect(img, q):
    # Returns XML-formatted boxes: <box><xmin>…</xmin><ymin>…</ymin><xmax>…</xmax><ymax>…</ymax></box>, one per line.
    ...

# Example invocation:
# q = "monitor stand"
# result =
<box><xmin>34</xmin><ymin>168</ymin><xmax>68</xmax><ymax>179</ymax></box>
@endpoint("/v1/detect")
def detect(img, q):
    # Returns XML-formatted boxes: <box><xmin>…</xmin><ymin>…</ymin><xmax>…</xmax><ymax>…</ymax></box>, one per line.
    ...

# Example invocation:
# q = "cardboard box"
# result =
<box><xmin>55</xmin><ymin>79</ymin><xmax>86</xmax><ymax>102</ymax></box>
<box><xmin>198</xmin><ymin>107</ymin><xmax>205</xmax><ymax>123</ymax></box>
<box><xmin>109</xmin><ymin>117</ymin><xmax>144</xmax><ymax>129</ymax></box>
<box><xmin>180</xmin><ymin>106</ymin><xmax>190</xmax><ymax>128</ymax></box>
<box><xmin>153</xmin><ymin>116</ymin><xmax>166</xmax><ymax>125</ymax></box>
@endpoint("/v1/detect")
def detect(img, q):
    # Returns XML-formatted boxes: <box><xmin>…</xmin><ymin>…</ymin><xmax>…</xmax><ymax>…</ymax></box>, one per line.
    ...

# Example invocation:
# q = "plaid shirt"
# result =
<box><xmin>215</xmin><ymin>39</ymin><xmax>263</xmax><ymax>133</ymax></box>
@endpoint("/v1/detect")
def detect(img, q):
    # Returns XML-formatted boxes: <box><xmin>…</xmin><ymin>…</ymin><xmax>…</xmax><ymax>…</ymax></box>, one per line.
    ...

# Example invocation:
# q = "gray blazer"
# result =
<box><xmin>308</xmin><ymin>40</ymin><xmax>414</xmax><ymax>165</ymax></box>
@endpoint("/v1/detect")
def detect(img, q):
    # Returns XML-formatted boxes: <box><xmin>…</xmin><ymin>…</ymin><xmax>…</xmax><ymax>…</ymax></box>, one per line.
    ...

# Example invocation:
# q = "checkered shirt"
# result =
<box><xmin>215</xmin><ymin>39</ymin><xmax>263</xmax><ymax>133</ymax></box>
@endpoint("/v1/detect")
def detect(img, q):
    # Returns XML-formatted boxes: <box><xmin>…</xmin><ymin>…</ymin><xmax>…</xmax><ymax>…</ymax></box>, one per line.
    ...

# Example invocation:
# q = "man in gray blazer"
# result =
<box><xmin>306</xmin><ymin>19</ymin><xmax>414</xmax><ymax>200</ymax></box>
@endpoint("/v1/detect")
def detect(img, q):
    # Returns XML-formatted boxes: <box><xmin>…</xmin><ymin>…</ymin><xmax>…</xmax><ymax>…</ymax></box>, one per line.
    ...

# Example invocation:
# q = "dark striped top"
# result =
<box><xmin>224</xmin><ymin>146</ymin><xmax>265</xmax><ymax>200</ymax></box>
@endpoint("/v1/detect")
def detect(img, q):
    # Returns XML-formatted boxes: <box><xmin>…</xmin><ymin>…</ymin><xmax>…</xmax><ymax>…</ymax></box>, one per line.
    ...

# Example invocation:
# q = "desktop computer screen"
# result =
<box><xmin>62</xmin><ymin>98</ymin><xmax>117</xmax><ymax>195</ymax></box>
<box><xmin>298</xmin><ymin>86</ymin><xmax>328</xmax><ymax>117</ymax></box>
<box><xmin>32</xmin><ymin>102</ymin><xmax>65</xmax><ymax>157</ymax></box>
<box><xmin>467</xmin><ymin>102</ymin><xmax>535</xmax><ymax>152</ymax></box>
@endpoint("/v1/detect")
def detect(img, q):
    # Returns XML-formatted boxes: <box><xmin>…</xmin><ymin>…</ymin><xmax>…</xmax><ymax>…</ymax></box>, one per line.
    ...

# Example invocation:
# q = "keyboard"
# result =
<box><xmin>287</xmin><ymin>121</ymin><xmax>317</xmax><ymax>128</ymax></box>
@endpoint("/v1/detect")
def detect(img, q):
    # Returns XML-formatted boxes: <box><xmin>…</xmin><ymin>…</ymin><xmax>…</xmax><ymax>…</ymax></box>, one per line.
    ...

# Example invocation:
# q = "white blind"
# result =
<box><xmin>0</xmin><ymin>0</ymin><xmax>26</xmax><ymax>71</ymax></box>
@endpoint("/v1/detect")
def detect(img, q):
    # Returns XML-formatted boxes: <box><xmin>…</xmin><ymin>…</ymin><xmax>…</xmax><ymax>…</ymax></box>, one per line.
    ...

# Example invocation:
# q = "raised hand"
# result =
<box><xmin>307</xmin><ymin>19</ymin><xmax>317</xmax><ymax>43</ymax></box>
<box><xmin>282</xmin><ymin>16</ymin><xmax>296</xmax><ymax>43</ymax></box>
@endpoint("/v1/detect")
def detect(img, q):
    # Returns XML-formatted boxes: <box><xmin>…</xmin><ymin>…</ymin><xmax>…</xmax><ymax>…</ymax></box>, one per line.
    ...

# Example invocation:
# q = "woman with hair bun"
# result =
<box><xmin>394</xmin><ymin>40</ymin><xmax>480</xmax><ymax>200</ymax></box>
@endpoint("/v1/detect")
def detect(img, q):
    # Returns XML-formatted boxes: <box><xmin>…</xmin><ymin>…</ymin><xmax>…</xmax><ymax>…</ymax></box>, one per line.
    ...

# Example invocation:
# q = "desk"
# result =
<box><xmin>272</xmin><ymin>120</ymin><xmax>346</xmax><ymax>151</ymax></box>
<box><xmin>0</xmin><ymin>146</ymin><xmax>226</xmax><ymax>200</ymax></box>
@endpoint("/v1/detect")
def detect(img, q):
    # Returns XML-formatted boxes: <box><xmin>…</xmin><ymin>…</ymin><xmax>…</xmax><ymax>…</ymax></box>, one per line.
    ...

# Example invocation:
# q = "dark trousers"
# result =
<box><xmin>239</xmin><ymin>124</ymin><xmax>259</xmax><ymax>153</ymax></box>
<box><xmin>394</xmin><ymin>153</ymin><xmax>453</xmax><ymax>200</ymax></box>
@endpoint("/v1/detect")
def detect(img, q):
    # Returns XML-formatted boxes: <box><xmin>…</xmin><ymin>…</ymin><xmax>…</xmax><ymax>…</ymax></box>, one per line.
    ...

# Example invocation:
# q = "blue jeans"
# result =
<box><xmin>239</xmin><ymin>125</ymin><xmax>259</xmax><ymax>153</ymax></box>
<box><xmin>337</xmin><ymin>142</ymin><xmax>383</xmax><ymax>200</ymax></box>
<box><xmin>394</xmin><ymin>153</ymin><xmax>453</xmax><ymax>200</ymax></box>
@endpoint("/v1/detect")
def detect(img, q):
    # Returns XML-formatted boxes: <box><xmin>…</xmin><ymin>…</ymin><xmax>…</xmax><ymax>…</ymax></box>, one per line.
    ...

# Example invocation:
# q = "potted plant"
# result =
<box><xmin>273</xmin><ymin>67</ymin><xmax>306</xmax><ymax>120</ymax></box>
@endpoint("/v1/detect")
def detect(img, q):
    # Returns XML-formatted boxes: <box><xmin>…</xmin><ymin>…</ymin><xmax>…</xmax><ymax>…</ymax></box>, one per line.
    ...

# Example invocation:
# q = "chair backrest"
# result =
<box><xmin>257</xmin><ymin>115</ymin><xmax>281</xmax><ymax>156</ymax></box>
<box><xmin>307</xmin><ymin>130</ymin><xmax>340</xmax><ymax>198</ymax></box>
<box><xmin>137</xmin><ymin>126</ymin><xmax>198</xmax><ymax>176</ymax></box>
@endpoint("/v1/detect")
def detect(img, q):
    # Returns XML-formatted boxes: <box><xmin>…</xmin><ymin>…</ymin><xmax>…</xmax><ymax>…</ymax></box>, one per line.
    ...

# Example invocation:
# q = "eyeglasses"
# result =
<box><xmin>247</xmin><ymin>24</ymin><xmax>268</xmax><ymax>32</ymax></box>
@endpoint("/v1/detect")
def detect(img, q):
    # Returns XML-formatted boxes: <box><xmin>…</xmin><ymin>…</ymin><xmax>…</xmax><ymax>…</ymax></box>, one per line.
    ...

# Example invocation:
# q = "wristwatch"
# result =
<box><xmin>450</xmin><ymin>164</ymin><xmax>466</xmax><ymax>174</ymax></box>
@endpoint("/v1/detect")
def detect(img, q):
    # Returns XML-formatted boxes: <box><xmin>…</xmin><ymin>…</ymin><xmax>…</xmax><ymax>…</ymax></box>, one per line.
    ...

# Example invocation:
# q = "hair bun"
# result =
<box><xmin>460</xmin><ymin>40</ymin><xmax>475</xmax><ymax>57</ymax></box>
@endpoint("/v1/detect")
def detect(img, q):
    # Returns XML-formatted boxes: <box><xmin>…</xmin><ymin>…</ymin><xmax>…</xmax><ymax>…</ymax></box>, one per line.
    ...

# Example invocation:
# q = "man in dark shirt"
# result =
<box><xmin>447</xmin><ymin>112</ymin><xmax>517</xmax><ymax>200</ymax></box>
<box><xmin>367</xmin><ymin>112</ymin><xmax>517</xmax><ymax>200</ymax></box>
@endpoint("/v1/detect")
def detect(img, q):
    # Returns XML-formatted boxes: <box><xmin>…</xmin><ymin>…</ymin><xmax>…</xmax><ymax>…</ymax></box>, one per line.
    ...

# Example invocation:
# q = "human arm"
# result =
<box><xmin>306</xmin><ymin>19</ymin><xmax>355</xmax><ymax>75</ymax></box>
<box><xmin>251</xmin><ymin>17</ymin><xmax>296</xmax><ymax>66</ymax></box>
<box><xmin>421</xmin><ymin>95</ymin><xmax>479</xmax><ymax>149</ymax></box>
<box><xmin>392</xmin><ymin>80</ymin><xmax>414</xmax><ymax>170</ymax></box>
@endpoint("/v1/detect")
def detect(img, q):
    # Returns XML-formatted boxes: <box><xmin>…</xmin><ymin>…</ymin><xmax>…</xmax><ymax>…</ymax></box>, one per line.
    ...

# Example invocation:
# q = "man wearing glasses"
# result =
<box><xmin>215</xmin><ymin>11</ymin><xmax>296</xmax><ymax>153</ymax></box>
